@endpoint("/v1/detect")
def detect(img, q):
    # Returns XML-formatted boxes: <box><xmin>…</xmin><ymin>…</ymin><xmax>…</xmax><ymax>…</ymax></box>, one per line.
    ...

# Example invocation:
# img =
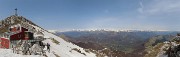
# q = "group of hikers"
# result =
<box><xmin>12</xmin><ymin>40</ymin><xmax>50</xmax><ymax>55</ymax></box>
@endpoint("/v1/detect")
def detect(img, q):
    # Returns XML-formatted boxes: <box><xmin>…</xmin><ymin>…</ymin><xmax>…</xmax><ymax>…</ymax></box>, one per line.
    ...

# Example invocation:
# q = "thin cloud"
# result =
<box><xmin>136</xmin><ymin>0</ymin><xmax>180</xmax><ymax>31</ymax></box>
<box><xmin>143</xmin><ymin>0</ymin><xmax>180</xmax><ymax>15</ymax></box>
<box><xmin>137</xmin><ymin>0</ymin><xmax>144</xmax><ymax>13</ymax></box>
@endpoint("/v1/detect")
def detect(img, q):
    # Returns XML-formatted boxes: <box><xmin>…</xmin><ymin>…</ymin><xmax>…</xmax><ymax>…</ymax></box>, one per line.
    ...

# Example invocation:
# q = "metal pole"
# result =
<box><xmin>15</xmin><ymin>8</ymin><xmax>18</xmax><ymax>16</ymax></box>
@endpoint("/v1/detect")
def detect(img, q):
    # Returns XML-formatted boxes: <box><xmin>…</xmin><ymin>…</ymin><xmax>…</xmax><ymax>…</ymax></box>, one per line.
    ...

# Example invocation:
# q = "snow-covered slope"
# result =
<box><xmin>0</xmin><ymin>48</ymin><xmax>59</xmax><ymax>57</ymax></box>
<box><xmin>48</xmin><ymin>30</ymin><xmax>59</xmax><ymax>33</ymax></box>
<box><xmin>0</xmin><ymin>15</ymin><xmax>97</xmax><ymax>57</ymax></box>
<box><xmin>42</xmin><ymin>31</ymin><xmax>96</xmax><ymax>57</ymax></box>
<box><xmin>0</xmin><ymin>49</ymin><xmax>42</xmax><ymax>57</ymax></box>
<box><xmin>32</xmin><ymin>25</ymin><xmax>97</xmax><ymax>57</ymax></box>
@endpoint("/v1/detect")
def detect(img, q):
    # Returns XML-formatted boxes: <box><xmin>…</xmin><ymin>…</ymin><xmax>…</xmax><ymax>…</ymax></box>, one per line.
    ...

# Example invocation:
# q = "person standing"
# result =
<box><xmin>12</xmin><ymin>45</ymin><xmax>14</xmax><ymax>53</ymax></box>
<box><xmin>47</xmin><ymin>43</ymin><xmax>50</xmax><ymax>52</ymax></box>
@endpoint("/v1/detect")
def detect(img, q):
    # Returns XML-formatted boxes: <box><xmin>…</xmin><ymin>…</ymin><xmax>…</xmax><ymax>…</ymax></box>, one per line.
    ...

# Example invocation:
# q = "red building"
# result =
<box><xmin>0</xmin><ymin>24</ymin><xmax>34</xmax><ymax>49</ymax></box>
<box><xmin>0</xmin><ymin>37</ymin><xmax>10</xmax><ymax>48</ymax></box>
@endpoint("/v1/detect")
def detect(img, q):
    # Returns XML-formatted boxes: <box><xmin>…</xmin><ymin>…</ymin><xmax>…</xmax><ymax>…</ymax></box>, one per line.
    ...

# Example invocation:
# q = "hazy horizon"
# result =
<box><xmin>0</xmin><ymin>0</ymin><xmax>180</xmax><ymax>31</ymax></box>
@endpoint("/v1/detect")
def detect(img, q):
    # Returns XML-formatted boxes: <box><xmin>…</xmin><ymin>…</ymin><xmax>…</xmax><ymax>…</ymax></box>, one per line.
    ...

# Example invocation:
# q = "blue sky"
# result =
<box><xmin>0</xmin><ymin>0</ymin><xmax>180</xmax><ymax>31</ymax></box>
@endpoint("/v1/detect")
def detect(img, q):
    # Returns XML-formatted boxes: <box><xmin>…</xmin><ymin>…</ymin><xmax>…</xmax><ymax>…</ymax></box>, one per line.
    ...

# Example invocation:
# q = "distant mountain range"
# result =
<box><xmin>52</xmin><ymin>30</ymin><xmax>179</xmax><ymax>57</ymax></box>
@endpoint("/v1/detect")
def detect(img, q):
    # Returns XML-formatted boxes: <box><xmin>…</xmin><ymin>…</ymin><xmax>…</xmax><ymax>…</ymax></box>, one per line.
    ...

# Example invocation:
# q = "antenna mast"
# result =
<box><xmin>15</xmin><ymin>8</ymin><xmax>18</xmax><ymax>16</ymax></box>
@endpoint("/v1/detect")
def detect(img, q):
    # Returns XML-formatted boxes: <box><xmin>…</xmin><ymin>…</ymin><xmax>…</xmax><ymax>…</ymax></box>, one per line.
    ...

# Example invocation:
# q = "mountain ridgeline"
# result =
<box><xmin>0</xmin><ymin>15</ymin><xmax>98</xmax><ymax>57</ymax></box>
<box><xmin>54</xmin><ymin>30</ymin><xmax>179</xmax><ymax>57</ymax></box>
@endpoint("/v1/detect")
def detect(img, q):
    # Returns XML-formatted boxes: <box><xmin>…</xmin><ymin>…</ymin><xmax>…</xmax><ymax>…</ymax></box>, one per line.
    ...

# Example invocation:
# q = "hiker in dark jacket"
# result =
<box><xmin>167</xmin><ymin>46</ymin><xmax>172</xmax><ymax>57</ymax></box>
<box><xmin>47</xmin><ymin>43</ymin><xmax>50</xmax><ymax>52</ymax></box>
